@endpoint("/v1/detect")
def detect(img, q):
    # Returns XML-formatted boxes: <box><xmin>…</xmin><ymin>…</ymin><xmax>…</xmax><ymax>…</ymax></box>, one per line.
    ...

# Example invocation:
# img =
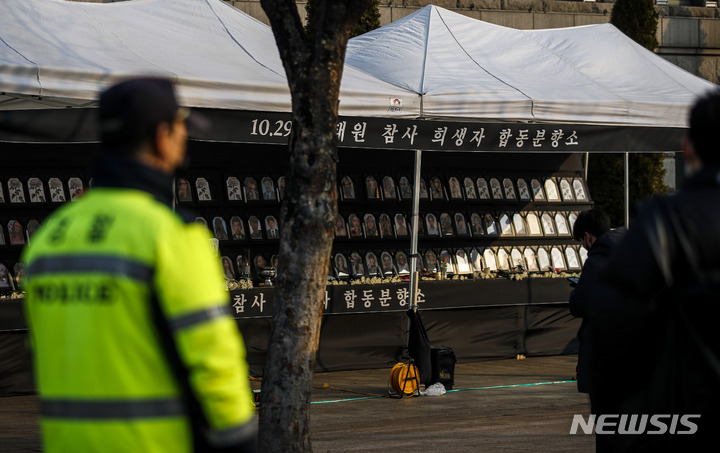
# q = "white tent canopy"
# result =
<box><xmin>344</xmin><ymin>6</ymin><xmax>719</xmax><ymax>304</ymax></box>
<box><xmin>0</xmin><ymin>0</ymin><xmax>418</xmax><ymax>117</ymax></box>
<box><xmin>1</xmin><ymin>1</ymin><xmax>716</xmax><ymax>149</ymax></box>
<box><xmin>346</xmin><ymin>5</ymin><xmax>716</xmax><ymax>127</ymax></box>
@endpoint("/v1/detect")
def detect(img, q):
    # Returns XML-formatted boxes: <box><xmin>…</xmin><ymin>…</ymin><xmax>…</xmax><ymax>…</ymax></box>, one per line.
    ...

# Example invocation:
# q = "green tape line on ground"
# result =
<box><xmin>450</xmin><ymin>380</ymin><xmax>575</xmax><ymax>392</ymax></box>
<box><xmin>310</xmin><ymin>380</ymin><xmax>576</xmax><ymax>405</ymax></box>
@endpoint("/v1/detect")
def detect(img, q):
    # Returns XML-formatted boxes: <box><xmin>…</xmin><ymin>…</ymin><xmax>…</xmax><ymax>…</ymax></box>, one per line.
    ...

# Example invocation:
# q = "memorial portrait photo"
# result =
<box><xmin>365</xmin><ymin>176</ymin><xmax>380</xmax><ymax>199</ymax></box>
<box><xmin>230</xmin><ymin>216</ymin><xmax>246</xmax><ymax>240</ymax></box>
<box><xmin>248</xmin><ymin>216</ymin><xmax>263</xmax><ymax>240</ymax></box>
<box><xmin>261</xmin><ymin>177</ymin><xmax>276</xmax><ymax>201</ymax></box>
<box><xmin>348</xmin><ymin>213</ymin><xmax>363</xmax><ymax>238</ymax></box>
<box><xmin>394</xmin><ymin>214</ymin><xmax>408</xmax><ymax>237</ymax></box>
<box><xmin>277</xmin><ymin>176</ymin><xmax>287</xmax><ymax>200</ymax></box>
<box><xmin>448</xmin><ymin>176</ymin><xmax>463</xmax><ymax>199</ymax></box>
<box><xmin>335</xmin><ymin>253</ymin><xmax>350</xmax><ymax>277</ymax></box>
<box><xmin>425</xmin><ymin>250</ymin><xmax>438</xmax><ymax>273</ymax></box>
<box><xmin>265</xmin><ymin>216</ymin><xmax>279</xmax><ymax>239</ymax></box>
<box><xmin>334</xmin><ymin>217</ymin><xmax>348</xmax><ymax>238</ymax></box>
<box><xmin>454</xmin><ymin>213</ymin><xmax>468</xmax><ymax>236</ymax></box>
<box><xmin>470</xmin><ymin>213</ymin><xmax>484</xmax><ymax>236</ymax></box>
<box><xmin>221</xmin><ymin>256</ymin><xmax>236</xmax><ymax>280</ymax></box>
<box><xmin>195</xmin><ymin>177</ymin><xmax>211</xmax><ymax>201</ymax></box>
<box><xmin>439</xmin><ymin>213</ymin><xmax>453</xmax><ymax>236</ymax></box>
<box><xmin>463</xmin><ymin>177</ymin><xmax>477</xmax><ymax>199</ymax></box>
<box><xmin>8</xmin><ymin>220</ymin><xmax>25</xmax><ymax>245</ymax></box>
<box><xmin>381</xmin><ymin>251</ymin><xmax>395</xmax><ymax>275</ymax></box>
<box><xmin>425</xmin><ymin>213</ymin><xmax>440</xmax><ymax>236</ymax></box>
<box><xmin>517</xmin><ymin>178</ymin><xmax>531</xmax><ymax>200</ymax></box>
<box><xmin>8</xmin><ymin>178</ymin><xmax>26</xmax><ymax>203</ymax></box>
<box><xmin>244</xmin><ymin>177</ymin><xmax>259</xmax><ymax>201</ymax></box>
<box><xmin>382</xmin><ymin>176</ymin><xmax>397</xmax><ymax>200</ymax></box>
<box><xmin>365</xmin><ymin>252</ymin><xmax>381</xmax><ymax>276</ymax></box>
<box><xmin>429</xmin><ymin>176</ymin><xmax>445</xmax><ymax>200</ymax></box>
<box><xmin>28</xmin><ymin>178</ymin><xmax>46</xmax><ymax>203</ymax></box>
<box><xmin>212</xmin><ymin>217</ymin><xmax>229</xmax><ymax>241</ymax></box>
<box><xmin>68</xmin><ymin>177</ymin><xmax>84</xmax><ymax>200</ymax></box>
<box><xmin>398</xmin><ymin>176</ymin><xmax>412</xmax><ymax>200</ymax></box>
<box><xmin>341</xmin><ymin>176</ymin><xmax>355</xmax><ymax>200</ymax></box>
<box><xmin>254</xmin><ymin>254</ymin><xmax>267</xmax><ymax>271</ymax></box>
<box><xmin>476</xmin><ymin>178</ymin><xmax>490</xmax><ymax>199</ymax></box>
<box><xmin>379</xmin><ymin>214</ymin><xmax>393</xmax><ymax>238</ymax></box>
<box><xmin>176</xmin><ymin>178</ymin><xmax>193</xmax><ymax>202</ymax></box>
<box><xmin>350</xmin><ymin>252</ymin><xmax>365</xmax><ymax>276</ymax></box>
<box><xmin>395</xmin><ymin>251</ymin><xmax>410</xmax><ymax>274</ymax></box>
<box><xmin>226</xmin><ymin>177</ymin><xmax>242</xmax><ymax>201</ymax></box>
<box><xmin>364</xmin><ymin>213</ymin><xmax>379</xmax><ymax>238</ymax></box>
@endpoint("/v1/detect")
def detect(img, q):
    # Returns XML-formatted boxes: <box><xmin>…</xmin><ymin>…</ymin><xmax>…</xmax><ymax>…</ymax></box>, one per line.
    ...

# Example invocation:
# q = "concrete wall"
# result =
<box><xmin>657</xmin><ymin>15</ymin><xmax>720</xmax><ymax>83</ymax></box>
<box><xmin>226</xmin><ymin>0</ymin><xmax>616</xmax><ymax>29</ymax></box>
<box><xmin>225</xmin><ymin>0</ymin><xmax>720</xmax><ymax>83</ymax></box>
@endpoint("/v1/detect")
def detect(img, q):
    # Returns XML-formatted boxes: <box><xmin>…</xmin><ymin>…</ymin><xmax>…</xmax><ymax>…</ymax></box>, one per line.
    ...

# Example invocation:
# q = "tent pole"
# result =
<box><xmin>404</xmin><ymin>149</ymin><xmax>422</xmax><ymax>354</ymax></box>
<box><xmin>408</xmin><ymin>149</ymin><xmax>422</xmax><ymax>313</ymax></box>
<box><xmin>624</xmin><ymin>152</ymin><xmax>630</xmax><ymax>228</ymax></box>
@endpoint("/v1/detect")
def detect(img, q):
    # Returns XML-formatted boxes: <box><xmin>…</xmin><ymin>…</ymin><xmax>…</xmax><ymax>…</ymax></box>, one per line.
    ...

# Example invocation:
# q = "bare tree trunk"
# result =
<box><xmin>258</xmin><ymin>1</ymin><xmax>371</xmax><ymax>451</ymax></box>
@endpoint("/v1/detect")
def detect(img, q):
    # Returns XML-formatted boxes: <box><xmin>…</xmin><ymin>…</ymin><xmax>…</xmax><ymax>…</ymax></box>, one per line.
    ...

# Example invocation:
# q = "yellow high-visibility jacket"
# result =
<box><xmin>23</xmin><ymin>159</ymin><xmax>255</xmax><ymax>453</ymax></box>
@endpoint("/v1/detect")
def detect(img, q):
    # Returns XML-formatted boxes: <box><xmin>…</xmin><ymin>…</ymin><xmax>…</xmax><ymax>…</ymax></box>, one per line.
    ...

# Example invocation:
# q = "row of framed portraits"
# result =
<box><xmin>0</xmin><ymin>177</ymin><xmax>86</xmax><ymax>204</ymax></box>
<box><xmin>193</xmin><ymin>209</ymin><xmax>580</xmax><ymax>244</ymax></box>
<box><xmin>174</xmin><ymin>174</ymin><xmax>590</xmax><ymax>205</ymax></box>
<box><xmin>334</xmin><ymin>210</ymin><xmax>580</xmax><ymax>240</ymax></box>
<box><xmin>330</xmin><ymin>244</ymin><xmax>587</xmax><ymax>280</ymax></box>
<box><xmin>0</xmin><ymin>261</ymin><xmax>23</xmax><ymax>292</ymax></box>
<box><xmin>220</xmin><ymin>252</ymin><xmax>276</xmax><ymax>282</ymax></box>
<box><xmin>2</xmin><ymin>242</ymin><xmax>584</xmax><ymax>292</ymax></box>
<box><xmin>176</xmin><ymin>176</ymin><xmax>285</xmax><ymax>204</ymax></box>
<box><xmin>0</xmin><ymin>219</ymin><xmax>40</xmax><ymax>246</ymax></box>
<box><xmin>338</xmin><ymin>174</ymin><xmax>589</xmax><ymax>203</ymax></box>
<box><xmin>2</xmin><ymin>242</ymin><xmax>585</xmax><ymax>291</ymax></box>
<box><xmin>0</xmin><ymin>173</ymin><xmax>587</xmax><ymax>207</ymax></box>
<box><xmin>197</xmin><ymin>215</ymin><xmax>279</xmax><ymax>242</ymax></box>
<box><xmin>218</xmin><ymin>241</ymin><xmax>587</xmax><ymax>283</ymax></box>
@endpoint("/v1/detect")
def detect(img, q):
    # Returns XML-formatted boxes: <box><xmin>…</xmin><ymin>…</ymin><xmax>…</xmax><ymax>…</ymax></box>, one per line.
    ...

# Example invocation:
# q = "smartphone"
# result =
<box><xmin>567</xmin><ymin>277</ymin><xmax>579</xmax><ymax>286</ymax></box>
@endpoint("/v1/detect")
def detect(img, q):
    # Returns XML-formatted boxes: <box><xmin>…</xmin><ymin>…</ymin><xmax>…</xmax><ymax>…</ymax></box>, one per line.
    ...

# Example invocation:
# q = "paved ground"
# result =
<box><xmin>1</xmin><ymin>355</ymin><xmax>594</xmax><ymax>452</ymax></box>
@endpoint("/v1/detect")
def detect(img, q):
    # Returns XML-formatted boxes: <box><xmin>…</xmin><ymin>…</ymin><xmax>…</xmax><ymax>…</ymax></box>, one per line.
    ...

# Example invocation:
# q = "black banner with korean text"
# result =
<box><xmin>202</xmin><ymin>110</ymin><xmax>684</xmax><ymax>153</ymax></box>
<box><xmin>230</xmin><ymin>278</ymin><xmax>572</xmax><ymax>319</ymax></box>
<box><xmin>1</xmin><ymin>107</ymin><xmax>684</xmax><ymax>153</ymax></box>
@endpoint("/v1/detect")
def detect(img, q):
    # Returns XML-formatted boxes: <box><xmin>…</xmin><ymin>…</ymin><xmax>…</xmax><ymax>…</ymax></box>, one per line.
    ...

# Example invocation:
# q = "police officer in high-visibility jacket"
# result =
<box><xmin>23</xmin><ymin>78</ymin><xmax>257</xmax><ymax>453</ymax></box>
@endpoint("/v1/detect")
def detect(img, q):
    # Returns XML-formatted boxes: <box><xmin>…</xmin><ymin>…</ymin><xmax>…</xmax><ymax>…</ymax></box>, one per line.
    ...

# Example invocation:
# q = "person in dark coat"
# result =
<box><xmin>589</xmin><ymin>89</ymin><xmax>720</xmax><ymax>452</ymax></box>
<box><xmin>568</xmin><ymin>209</ymin><xmax>626</xmax><ymax>400</ymax></box>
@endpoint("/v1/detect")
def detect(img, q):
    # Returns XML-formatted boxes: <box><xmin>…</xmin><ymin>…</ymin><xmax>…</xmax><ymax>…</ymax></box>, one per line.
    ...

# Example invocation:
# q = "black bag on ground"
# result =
<box><xmin>431</xmin><ymin>346</ymin><xmax>457</xmax><ymax>390</ymax></box>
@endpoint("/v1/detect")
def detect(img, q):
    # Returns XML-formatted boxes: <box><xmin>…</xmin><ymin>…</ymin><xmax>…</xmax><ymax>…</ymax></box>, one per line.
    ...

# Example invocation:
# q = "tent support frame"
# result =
<box><xmin>405</xmin><ymin>149</ymin><xmax>422</xmax><ymax>349</ymax></box>
<box><xmin>408</xmin><ymin>149</ymin><xmax>422</xmax><ymax>313</ymax></box>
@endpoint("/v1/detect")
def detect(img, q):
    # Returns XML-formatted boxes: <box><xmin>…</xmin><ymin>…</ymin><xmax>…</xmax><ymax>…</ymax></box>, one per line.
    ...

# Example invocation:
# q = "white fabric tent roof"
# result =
<box><xmin>345</xmin><ymin>5</ymin><xmax>717</xmax><ymax>127</ymax></box>
<box><xmin>1</xmin><ymin>0</ymin><xmax>717</xmax><ymax>147</ymax></box>
<box><xmin>0</xmin><ymin>0</ymin><xmax>418</xmax><ymax>117</ymax></box>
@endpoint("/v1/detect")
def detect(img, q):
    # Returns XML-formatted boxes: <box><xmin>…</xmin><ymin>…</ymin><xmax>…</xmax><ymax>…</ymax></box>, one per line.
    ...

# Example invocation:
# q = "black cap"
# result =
<box><xmin>99</xmin><ymin>77</ymin><xmax>208</xmax><ymax>147</ymax></box>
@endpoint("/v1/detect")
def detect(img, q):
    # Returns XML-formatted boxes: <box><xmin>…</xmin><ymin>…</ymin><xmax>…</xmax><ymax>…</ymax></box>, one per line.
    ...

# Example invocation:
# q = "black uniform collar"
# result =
<box><xmin>92</xmin><ymin>155</ymin><xmax>174</xmax><ymax>207</ymax></box>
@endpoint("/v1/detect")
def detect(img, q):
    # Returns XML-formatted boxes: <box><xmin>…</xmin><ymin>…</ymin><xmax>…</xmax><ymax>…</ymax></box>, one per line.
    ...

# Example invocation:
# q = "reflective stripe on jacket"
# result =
<box><xmin>23</xmin><ymin>186</ymin><xmax>255</xmax><ymax>453</ymax></box>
